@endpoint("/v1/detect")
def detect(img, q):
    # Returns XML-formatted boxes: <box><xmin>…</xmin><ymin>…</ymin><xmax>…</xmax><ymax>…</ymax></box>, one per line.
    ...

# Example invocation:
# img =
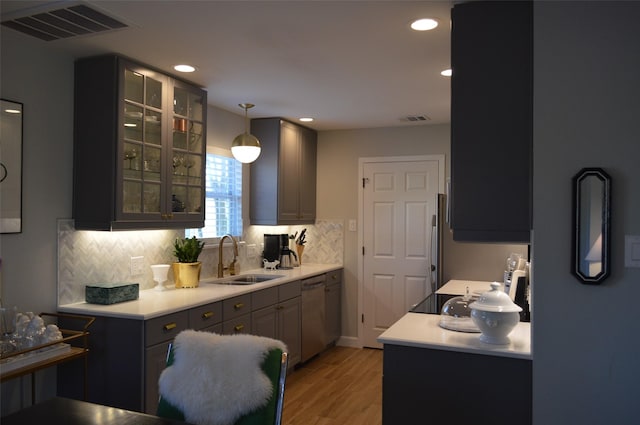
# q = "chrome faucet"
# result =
<box><xmin>217</xmin><ymin>234</ymin><xmax>239</xmax><ymax>278</ymax></box>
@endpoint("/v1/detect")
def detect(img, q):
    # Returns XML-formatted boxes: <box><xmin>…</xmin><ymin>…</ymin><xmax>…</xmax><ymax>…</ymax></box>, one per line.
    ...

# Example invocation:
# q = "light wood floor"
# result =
<box><xmin>281</xmin><ymin>346</ymin><xmax>383</xmax><ymax>425</ymax></box>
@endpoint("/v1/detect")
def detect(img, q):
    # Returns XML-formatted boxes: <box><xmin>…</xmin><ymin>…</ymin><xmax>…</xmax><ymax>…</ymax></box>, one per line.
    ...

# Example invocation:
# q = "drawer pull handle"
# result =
<box><xmin>202</xmin><ymin>311</ymin><xmax>214</xmax><ymax>319</ymax></box>
<box><xmin>163</xmin><ymin>322</ymin><xmax>177</xmax><ymax>331</ymax></box>
<box><xmin>234</xmin><ymin>303</ymin><xmax>244</xmax><ymax>310</ymax></box>
<box><xmin>234</xmin><ymin>324</ymin><xmax>245</xmax><ymax>332</ymax></box>
<box><xmin>276</xmin><ymin>305</ymin><xmax>284</xmax><ymax>310</ymax></box>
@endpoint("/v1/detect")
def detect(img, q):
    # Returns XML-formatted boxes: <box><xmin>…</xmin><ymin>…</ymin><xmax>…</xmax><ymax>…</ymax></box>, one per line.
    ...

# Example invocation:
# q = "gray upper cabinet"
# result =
<box><xmin>250</xmin><ymin>118</ymin><xmax>317</xmax><ymax>225</ymax></box>
<box><xmin>450</xmin><ymin>1</ymin><xmax>532</xmax><ymax>243</ymax></box>
<box><xmin>73</xmin><ymin>54</ymin><xmax>206</xmax><ymax>230</ymax></box>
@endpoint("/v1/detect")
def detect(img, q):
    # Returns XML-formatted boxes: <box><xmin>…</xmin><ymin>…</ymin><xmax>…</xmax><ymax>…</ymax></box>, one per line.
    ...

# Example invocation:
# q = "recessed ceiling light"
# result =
<box><xmin>174</xmin><ymin>64</ymin><xmax>196</xmax><ymax>73</ymax></box>
<box><xmin>441</xmin><ymin>69</ymin><xmax>452</xmax><ymax>77</ymax></box>
<box><xmin>411</xmin><ymin>18</ymin><xmax>438</xmax><ymax>31</ymax></box>
<box><xmin>4</xmin><ymin>108</ymin><xmax>21</xmax><ymax>114</ymax></box>
<box><xmin>299</xmin><ymin>117</ymin><xmax>314</xmax><ymax>122</ymax></box>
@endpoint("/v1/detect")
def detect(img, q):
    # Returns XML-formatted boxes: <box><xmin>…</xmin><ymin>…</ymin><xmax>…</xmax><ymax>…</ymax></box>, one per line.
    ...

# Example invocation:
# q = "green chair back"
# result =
<box><xmin>156</xmin><ymin>342</ymin><xmax>288</xmax><ymax>425</ymax></box>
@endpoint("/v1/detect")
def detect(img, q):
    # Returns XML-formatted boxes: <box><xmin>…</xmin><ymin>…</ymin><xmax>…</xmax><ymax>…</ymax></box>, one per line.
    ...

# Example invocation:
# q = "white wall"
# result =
<box><xmin>0</xmin><ymin>27</ymin><xmax>75</xmax><ymax>413</ymax></box>
<box><xmin>533</xmin><ymin>2</ymin><xmax>640</xmax><ymax>423</ymax></box>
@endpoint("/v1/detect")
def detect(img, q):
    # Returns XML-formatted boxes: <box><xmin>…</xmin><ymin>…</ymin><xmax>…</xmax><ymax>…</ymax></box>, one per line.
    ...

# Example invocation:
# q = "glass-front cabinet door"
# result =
<box><xmin>115</xmin><ymin>60</ymin><xmax>206</xmax><ymax>227</ymax></box>
<box><xmin>120</xmin><ymin>65</ymin><xmax>166</xmax><ymax>221</ymax></box>
<box><xmin>170</xmin><ymin>82</ymin><xmax>205</xmax><ymax>221</ymax></box>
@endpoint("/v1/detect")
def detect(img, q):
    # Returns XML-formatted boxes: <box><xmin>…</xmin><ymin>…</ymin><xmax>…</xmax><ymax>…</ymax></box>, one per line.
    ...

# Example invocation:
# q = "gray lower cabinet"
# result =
<box><xmin>383</xmin><ymin>344</ymin><xmax>532</xmax><ymax>424</ymax></box>
<box><xmin>144</xmin><ymin>311</ymin><xmax>190</xmax><ymax>413</ymax></box>
<box><xmin>324</xmin><ymin>270</ymin><xmax>342</xmax><ymax>346</ymax></box>
<box><xmin>58</xmin><ymin>274</ymin><xmax>328</xmax><ymax>414</ymax></box>
<box><xmin>58</xmin><ymin>302</ymin><xmax>221</xmax><ymax>414</ymax></box>
<box><xmin>251</xmin><ymin>281</ymin><xmax>301</xmax><ymax>366</ymax></box>
<box><xmin>145</xmin><ymin>302</ymin><xmax>223</xmax><ymax>413</ymax></box>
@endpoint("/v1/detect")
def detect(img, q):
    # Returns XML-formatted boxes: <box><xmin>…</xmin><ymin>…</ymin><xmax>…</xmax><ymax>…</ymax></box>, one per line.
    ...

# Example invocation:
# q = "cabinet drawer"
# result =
<box><xmin>279</xmin><ymin>280</ymin><xmax>301</xmax><ymax>301</ymax></box>
<box><xmin>326</xmin><ymin>270</ymin><xmax>342</xmax><ymax>284</ymax></box>
<box><xmin>189</xmin><ymin>302</ymin><xmax>223</xmax><ymax>330</ymax></box>
<box><xmin>252</xmin><ymin>287</ymin><xmax>278</xmax><ymax>310</ymax></box>
<box><xmin>222</xmin><ymin>314</ymin><xmax>251</xmax><ymax>335</ymax></box>
<box><xmin>145</xmin><ymin>311</ymin><xmax>189</xmax><ymax>347</ymax></box>
<box><xmin>200</xmin><ymin>323</ymin><xmax>223</xmax><ymax>334</ymax></box>
<box><xmin>223</xmin><ymin>294</ymin><xmax>252</xmax><ymax>320</ymax></box>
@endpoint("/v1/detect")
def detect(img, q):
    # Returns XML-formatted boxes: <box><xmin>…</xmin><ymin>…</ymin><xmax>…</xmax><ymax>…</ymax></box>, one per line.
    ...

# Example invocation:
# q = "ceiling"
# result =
<box><xmin>1</xmin><ymin>0</ymin><xmax>453</xmax><ymax>131</ymax></box>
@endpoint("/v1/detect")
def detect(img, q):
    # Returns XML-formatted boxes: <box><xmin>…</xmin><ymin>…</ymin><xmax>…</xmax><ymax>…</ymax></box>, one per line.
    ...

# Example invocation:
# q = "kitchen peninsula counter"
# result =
<box><xmin>379</xmin><ymin>313</ymin><xmax>532</xmax><ymax>424</ymax></box>
<box><xmin>378</xmin><ymin>312</ymin><xmax>531</xmax><ymax>359</ymax></box>
<box><xmin>58</xmin><ymin>263</ymin><xmax>341</xmax><ymax>320</ymax></box>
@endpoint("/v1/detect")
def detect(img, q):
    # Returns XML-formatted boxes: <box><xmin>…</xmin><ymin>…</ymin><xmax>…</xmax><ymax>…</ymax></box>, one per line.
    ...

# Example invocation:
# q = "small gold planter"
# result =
<box><xmin>172</xmin><ymin>262</ymin><xmax>202</xmax><ymax>288</ymax></box>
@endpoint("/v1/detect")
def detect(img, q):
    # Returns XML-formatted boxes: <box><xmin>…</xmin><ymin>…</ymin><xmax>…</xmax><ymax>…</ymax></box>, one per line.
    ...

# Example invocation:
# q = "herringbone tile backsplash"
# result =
<box><xmin>58</xmin><ymin>219</ymin><xmax>343</xmax><ymax>305</ymax></box>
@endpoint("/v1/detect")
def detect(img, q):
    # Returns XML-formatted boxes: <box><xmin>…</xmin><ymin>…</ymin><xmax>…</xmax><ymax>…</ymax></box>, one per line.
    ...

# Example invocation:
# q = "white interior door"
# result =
<box><xmin>360</xmin><ymin>156</ymin><xmax>443</xmax><ymax>348</ymax></box>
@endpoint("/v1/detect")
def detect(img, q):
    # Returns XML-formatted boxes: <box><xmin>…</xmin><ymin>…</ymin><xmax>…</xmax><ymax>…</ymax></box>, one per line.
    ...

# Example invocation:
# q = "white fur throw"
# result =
<box><xmin>158</xmin><ymin>330</ymin><xmax>287</xmax><ymax>425</ymax></box>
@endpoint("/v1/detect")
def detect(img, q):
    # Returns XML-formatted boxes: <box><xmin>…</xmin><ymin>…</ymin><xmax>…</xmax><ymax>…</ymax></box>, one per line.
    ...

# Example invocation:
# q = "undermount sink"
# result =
<box><xmin>214</xmin><ymin>274</ymin><xmax>285</xmax><ymax>285</ymax></box>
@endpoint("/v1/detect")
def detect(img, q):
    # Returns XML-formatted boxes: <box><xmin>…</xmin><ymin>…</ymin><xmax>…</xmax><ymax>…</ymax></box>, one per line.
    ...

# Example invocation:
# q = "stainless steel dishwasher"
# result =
<box><xmin>301</xmin><ymin>273</ymin><xmax>326</xmax><ymax>362</ymax></box>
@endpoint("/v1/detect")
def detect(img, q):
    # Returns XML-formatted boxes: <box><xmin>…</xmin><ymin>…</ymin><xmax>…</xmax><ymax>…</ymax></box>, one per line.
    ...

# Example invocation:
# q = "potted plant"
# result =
<box><xmin>172</xmin><ymin>236</ymin><xmax>205</xmax><ymax>288</ymax></box>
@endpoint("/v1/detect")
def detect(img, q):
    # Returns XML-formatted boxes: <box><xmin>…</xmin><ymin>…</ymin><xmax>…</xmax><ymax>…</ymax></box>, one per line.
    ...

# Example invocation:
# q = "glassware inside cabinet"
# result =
<box><xmin>171</xmin><ymin>188</ymin><xmax>187</xmax><ymax>213</ymax></box>
<box><xmin>173</xmin><ymin>123</ymin><xmax>188</xmax><ymax>150</ymax></box>
<box><xmin>123</xmin><ymin>142</ymin><xmax>142</xmax><ymax>178</ymax></box>
<box><xmin>184</xmin><ymin>154</ymin><xmax>201</xmax><ymax>185</ymax></box>
<box><xmin>172</xmin><ymin>153</ymin><xmax>187</xmax><ymax>182</ymax></box>
<box><xmin>124</xmin><ymin>104</ymin><xmax>143</xmax><ymax>141</ymax></box>
<box><xmin>144</xmin><ymin>110</ymin><xmax>162</xmax><ymax>145</ymax></box>
<box><xmin>188</xmin><ymin>122</ymin><xmax>203</xmax><ymax>152</ymax></box>
<box><xmin>143</xmin><ymin>146</ymin><xmax>162</xmax><ymax>179</ymax></box>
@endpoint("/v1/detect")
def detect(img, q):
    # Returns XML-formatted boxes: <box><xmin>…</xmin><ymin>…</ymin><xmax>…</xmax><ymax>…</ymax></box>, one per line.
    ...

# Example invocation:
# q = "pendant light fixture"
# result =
<box><xmin>231</xmin><ymin>103</ymin><xmax>261</xmax><ymax>163</ymax></box>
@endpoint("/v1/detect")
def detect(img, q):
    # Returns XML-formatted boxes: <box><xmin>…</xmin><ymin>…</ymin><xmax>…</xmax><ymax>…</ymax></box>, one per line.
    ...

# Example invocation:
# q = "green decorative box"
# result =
<box><xmin>85</xmin><ymin>283</ymin><xmax>139</xmax><ymax>305</ymax></box>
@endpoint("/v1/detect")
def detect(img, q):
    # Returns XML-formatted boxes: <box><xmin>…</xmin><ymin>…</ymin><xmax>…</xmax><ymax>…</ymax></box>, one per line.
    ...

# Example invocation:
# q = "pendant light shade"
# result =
<box><xmin>231</xmin><ymin>103</ymin><xmax>261</xmax><ymax>163</ymax></box>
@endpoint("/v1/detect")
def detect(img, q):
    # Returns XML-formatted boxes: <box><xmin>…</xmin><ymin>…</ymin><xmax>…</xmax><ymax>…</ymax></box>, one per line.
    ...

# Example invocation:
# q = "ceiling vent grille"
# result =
<box><xmin>1</xmin><ymin>3</ymin><xmax>128</xmax><ymax>41</ymax></box>
<box><xmin>400</xmin><ymin>115</ymin><xmax>431</xmax><ymax>123</ymax></box>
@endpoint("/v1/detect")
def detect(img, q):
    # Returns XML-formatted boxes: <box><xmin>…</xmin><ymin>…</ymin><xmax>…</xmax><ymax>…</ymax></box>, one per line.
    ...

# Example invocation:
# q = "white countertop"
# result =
<box><xmin>436</xmin><ymin>279</ymin><xmax>495</xmax><ymax>296</ymax></box>
<box><xmin>58</xmin><ymin>264</ymin><xmax>342</xmax><ymax>320</ymax></box>
<box><xmin>377</xmin><ymin>312</ymin><xmax>531</xmax><ymax>360</ymax></box>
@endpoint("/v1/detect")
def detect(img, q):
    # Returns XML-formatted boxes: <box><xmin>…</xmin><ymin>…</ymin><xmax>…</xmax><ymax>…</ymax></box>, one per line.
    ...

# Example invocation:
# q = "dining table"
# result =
<box><xmin>2</xmin><ymin>397</ymin><xmax>193</xmax><ymax>424</ymax></box>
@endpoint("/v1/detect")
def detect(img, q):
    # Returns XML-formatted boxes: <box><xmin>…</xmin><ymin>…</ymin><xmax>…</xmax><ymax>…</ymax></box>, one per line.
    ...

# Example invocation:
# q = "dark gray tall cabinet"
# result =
<box><xmin>73</xmin><ymin>54</ymin><xmax>206</xmax><ymax>230</ymax></box>
<box><xmin>450</xmin><ymin>1</ymin><xmax>532</xmax><ymax>243</ymax></box>
<box><xmin>250</xmin><ymin>118</ymin><xmax>317</xmax><ymax>225</ymax></box>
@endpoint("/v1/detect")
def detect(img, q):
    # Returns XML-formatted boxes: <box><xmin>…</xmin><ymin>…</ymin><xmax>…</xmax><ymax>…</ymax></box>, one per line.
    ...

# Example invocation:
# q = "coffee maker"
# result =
<box><xmin>263</xmin><ymin>234</ymin><xmax>297</xmax><ymax>269</ymax></box>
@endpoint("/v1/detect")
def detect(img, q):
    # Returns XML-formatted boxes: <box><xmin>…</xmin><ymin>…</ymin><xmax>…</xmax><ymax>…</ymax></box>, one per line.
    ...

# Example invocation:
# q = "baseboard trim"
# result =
<box><xmin>336</xmin><ymin>336</ymin><xmax>361</xmax><ymax>348</ymax></box>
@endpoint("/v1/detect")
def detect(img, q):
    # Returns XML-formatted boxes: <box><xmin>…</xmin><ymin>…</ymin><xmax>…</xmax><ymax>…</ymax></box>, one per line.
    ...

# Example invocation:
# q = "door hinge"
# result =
<box><xmin>362</xmin><ymin>177</ymin><xmax>369</xmax><ymax>188</ymax></box>
<box><xmin>361</xmin><ymin>314</ymin><xmax>365</xmax><ymax>323</ymax></box>
<box><xmin>362</xmin><ymin>246</ymin><xmax>365</xmax><ymax>256</ymax></box>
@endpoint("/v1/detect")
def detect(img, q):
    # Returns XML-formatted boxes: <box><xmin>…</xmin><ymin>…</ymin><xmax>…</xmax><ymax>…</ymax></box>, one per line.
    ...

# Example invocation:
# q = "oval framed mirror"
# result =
<box><xmin>572</xmin><ymin>168</ymin><xmax>611</xmax><ymax>284</ymax></box>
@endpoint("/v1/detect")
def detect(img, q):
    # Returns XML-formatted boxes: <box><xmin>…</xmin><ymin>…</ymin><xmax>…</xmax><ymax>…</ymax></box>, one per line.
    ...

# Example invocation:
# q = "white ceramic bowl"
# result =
<box><xmin>470</xmin><ymin>309</ymin><xmax>521</xmax><ymax>344</ymax></box>
<box><xmin>469</xmin><ymin>282</ymin><xmax>522</xmax><ymax>344</ymax></box>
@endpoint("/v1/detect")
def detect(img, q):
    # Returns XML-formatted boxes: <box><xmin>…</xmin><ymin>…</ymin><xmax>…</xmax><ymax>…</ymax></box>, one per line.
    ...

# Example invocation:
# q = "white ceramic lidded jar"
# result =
<box><xmin>469</xmin><ymin>282</ymin><xmax>523</xmax><ymax>344</ymax></box>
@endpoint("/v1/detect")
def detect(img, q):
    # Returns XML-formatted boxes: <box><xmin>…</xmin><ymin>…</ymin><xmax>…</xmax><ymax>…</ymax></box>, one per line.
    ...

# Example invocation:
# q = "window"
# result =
<box><xmin>186</xmin><ymin>148</ymin><xmax>242</xmax><ymax>240</ymax></box>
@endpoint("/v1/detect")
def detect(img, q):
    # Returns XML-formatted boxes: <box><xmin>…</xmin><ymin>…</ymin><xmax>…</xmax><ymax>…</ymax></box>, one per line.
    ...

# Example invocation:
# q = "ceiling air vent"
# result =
<box><xmin>1</xmin><ymin>3</ymin><xmax>128</xmax><ymax>41</ymax></box>
<box><xmin>400</xmin><ymin>115</ymin><xmax>431</xmax><ymax>123</ymax></box>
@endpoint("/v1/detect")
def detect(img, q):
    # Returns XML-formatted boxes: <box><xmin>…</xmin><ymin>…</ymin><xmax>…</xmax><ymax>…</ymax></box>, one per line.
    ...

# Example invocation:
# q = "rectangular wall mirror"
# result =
<box><xmin>1</xmin><ymin>99</ymin><xmax>23</xmax><ymax>233</ymax></box>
